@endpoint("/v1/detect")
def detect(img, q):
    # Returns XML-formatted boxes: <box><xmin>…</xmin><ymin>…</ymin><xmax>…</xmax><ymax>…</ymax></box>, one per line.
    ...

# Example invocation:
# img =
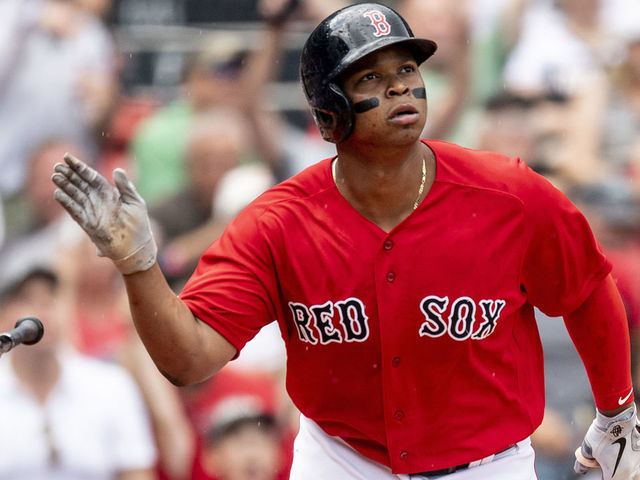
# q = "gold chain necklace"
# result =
<box><xmin>332</xmin><ymin>156</ymin><xmax>427</xmax><ymax>211</ymax></box>
<box><xmin>413</xmin><ymin>156</ymin><xmax>426</xmax><ymax>210</ymax></box>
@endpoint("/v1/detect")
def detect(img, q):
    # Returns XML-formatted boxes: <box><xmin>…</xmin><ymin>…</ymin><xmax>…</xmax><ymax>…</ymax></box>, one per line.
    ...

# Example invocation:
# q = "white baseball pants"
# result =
<box><xmin>290</xmin><ymin>414</ymin><xmax>538</xmax><ymax>480</ymax></box>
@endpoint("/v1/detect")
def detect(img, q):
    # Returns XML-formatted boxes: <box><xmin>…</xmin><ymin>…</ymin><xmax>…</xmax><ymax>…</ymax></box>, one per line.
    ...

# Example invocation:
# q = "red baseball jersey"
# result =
<box><xmin>180</xmin><ymin>139</ymin><xmax>611</xmax><ymax>473</ymax></box>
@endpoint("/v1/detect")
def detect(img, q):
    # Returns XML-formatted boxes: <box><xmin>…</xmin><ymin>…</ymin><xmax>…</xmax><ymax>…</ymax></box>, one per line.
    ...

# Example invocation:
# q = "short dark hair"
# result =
<box><xmin>205</xmin><ymin>414</ymin><xmax>278</xmax><ymax>445</ymax></box>
<box><xmin>485</xmin><ymin>90</ymin><xmax>568</xmax><ymax>111</ymax></box>
<box><xmin>0</xmin><ymin>267</ymin><xmax>58</xmax><ymax>306</ymax></box>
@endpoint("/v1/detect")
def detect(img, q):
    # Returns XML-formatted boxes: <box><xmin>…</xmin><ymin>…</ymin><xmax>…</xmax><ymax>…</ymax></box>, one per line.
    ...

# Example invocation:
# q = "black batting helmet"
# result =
<box><xmin>300</xmin><ymin>2</ymin><xmax>437</xmax><ymax>143</ymax></box>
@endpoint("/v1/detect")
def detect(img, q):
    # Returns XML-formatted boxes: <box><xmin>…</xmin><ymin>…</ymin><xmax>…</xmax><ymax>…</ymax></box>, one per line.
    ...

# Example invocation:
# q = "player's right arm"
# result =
<box><xmin>51</xmin><ymin>154</ymin><xmax>236</xmax><ymax>385</ymax></box>
<box><xmin>122</xmin><ymin>263</ymin><xmax>237</xmax><ymax>385</ymax></box>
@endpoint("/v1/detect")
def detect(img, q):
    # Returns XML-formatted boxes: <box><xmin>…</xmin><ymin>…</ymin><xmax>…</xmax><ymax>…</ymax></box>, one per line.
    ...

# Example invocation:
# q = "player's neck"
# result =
<box><xmin>333</xmin><ymin>143</ymin><xmax>435</xmax><ymax>232</ymax></box>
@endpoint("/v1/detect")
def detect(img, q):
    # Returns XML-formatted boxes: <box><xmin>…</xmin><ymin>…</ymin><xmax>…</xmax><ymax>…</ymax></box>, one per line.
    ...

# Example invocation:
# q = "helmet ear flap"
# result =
<box><xmin>312</xmin><ymin>109</ymin><xmax>338</xmax><ymax>142</ymax></box>
<box><xmin>312</xmin><ymin>83</ymin><xmax>354</xmax><ymax>143</ymax></box>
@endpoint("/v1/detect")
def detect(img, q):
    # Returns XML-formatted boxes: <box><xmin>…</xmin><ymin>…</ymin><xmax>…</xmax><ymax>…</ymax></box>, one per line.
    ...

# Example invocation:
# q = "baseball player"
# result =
<box><xmin>51</xmin><ymin>3</ymin><xmax>640</xmax><ymax>479</ymax></box>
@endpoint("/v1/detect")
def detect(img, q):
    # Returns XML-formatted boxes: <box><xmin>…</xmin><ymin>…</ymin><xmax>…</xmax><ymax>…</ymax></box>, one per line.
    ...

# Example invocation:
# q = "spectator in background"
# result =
<box><xmin>397</xmin><ymin>0</ymin><xmax>474</xmax><ymax>145</ymax></box>
<box><xmin>149</xmin><ymin>110</ymin><xmax>259</xmax><ymax>290</ymax></box>
<box><xmin>0</xmin><ymin>139</ymin><xmax>84</xmax><ymax>283</ymax></box>
<box><xmin>119</xmin><ymin>332</ymin><xmax>197</xmax><ymax>480</ymax></box>
<box><xmin>95</xmin><ymin>95</ymin><xmax>158</xmax><ymax>176</ymax></box>
<box><xmin>50</xmin><ymin>231</ymin><xmax>286</xmax><ymax>480</ymax></box>
<box><xmin>253</xmin><ymin>0</ymin><xmax>348</xmax><ymax>178</ymax></box>
<box><xmin>129</xmin><ymin>0</ymin><xmax>293</xmax><ymax>206</ymax></box>
<box><xmin>129</xmin><ymin>0</ymin><xmax>347</xmax><ymax>202</ymax></box>
<box><xmin>0</xmin><ymin>261</ymin><xmax>157</xmax><ymax>479</ymax></box>
<box><xmin>129</xmin><ymin>31</ymin><xmax>249</xmax><ymax>205</ymax></box>
<box><xmin>119</xmin><ymin>333</ymin><xmax>295</xmax><ymax>480</ymax></box>
<box><xmin>181</xmin><ymin>368</ymin><xmax>293</xmax><ymax>480</ymax></box>
<box><xmin>397</xmin><ymin>0</ymin><xmax>529</xmax><ymax>148</ymax></box>
<box><xmin>477</xmin><ymin>92</ymin><xmax>544</xmax><ymax>164</ymax></box>
<box><xmin>503</xmin><ymin>0</ymin><xmax>620</xmax><ymax>96</ymax></box>
<box><xmin>0</xmin><ymin>138</ymin><xmax>133</xmax><ymax>362</ymax></box>
<box><xmin>596</xmin><ymin>30</ymin><xmax>640</xmax><ymax>196</ymax></box>
<box><xmin>570</xmin><ymin>183</ymin><xmax>640</xmax><ymax>384</ymax></box>
<box><xmin>500</xmin><ymin>0</ymin><xmax>628</xmax><ymax>187</ymax></box>
<box><xmin>477</xmin><ymin>90</ymin><xmax>571</xmax><ymax>189</ymax></box>
<box><xmin>3</xmin><ymin>139</ymin><xmax>80</xmax><ymax>242</ymax></box>
<box><xmin>57</xmin><ymin>233</ymin><xmax>132</xmax><ymax>360</ymax></box>
<box><xmin>0</xmin><ymin>0</ymin><xmax>117</xmax><ymax>201</ymax></box>
<box><xmin>466</xmin><ymin>0</ymin><xmax>531</xmax><ymax>108</ymax></box>
<box><xmin>526</xmin><ymin>16</ymin><xmax>640</xmax><ymax>192</ymax></box>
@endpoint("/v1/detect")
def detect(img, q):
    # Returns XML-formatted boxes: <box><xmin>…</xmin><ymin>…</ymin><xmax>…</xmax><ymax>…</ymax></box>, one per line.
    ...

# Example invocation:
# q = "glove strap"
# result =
<box><xmin>595</xmin><ymin>402</ymin><xmax>637</xmax><ymax>431</ymax></box>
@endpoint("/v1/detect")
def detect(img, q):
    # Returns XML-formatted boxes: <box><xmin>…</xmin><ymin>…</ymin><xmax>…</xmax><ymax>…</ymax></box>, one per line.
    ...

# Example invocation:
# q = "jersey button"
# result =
<box><xmin>383</xmin><ymin>239</ymin><xmax>394</xmax><ymax>250</ymax></box>
<box><xmin>394</xmin><ymin>410</ymin><xmax>405</xmax><ymax>421</ymax></box>
<box><xmin>400</xmin><ymin>451</ymin><xmax>409</xmax><ymax>460</ymax></box>
<box><xmin>386</xmin><ymin>271</ymin><xmax>395</xmax><ymax>282</ymax></box>
<box><xmin>392</xmin><ymin>356</ymin><xmax>401</xmax><ymax>367</ymax></box>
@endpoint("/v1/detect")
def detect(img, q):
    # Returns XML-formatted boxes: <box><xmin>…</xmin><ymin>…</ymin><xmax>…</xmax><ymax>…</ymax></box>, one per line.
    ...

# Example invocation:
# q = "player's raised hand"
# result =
<box><xmin>51</xmin><ymin>153</ymin><xmax>157</xmax><ymax>275</ymax></box>
<box><xmin>574</xmin><ymin>402</ymin><xmax>640</xmax><ymax>479</ymax></box>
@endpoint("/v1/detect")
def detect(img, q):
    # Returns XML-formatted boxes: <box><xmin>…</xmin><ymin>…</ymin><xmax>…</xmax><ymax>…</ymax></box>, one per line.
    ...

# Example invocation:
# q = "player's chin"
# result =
<box><xmin>348</xmin><ymin>117</ymin><xmax>424</xmax><ymax>147</ymax></box>
<box><xmin>388</xmin><ymin>123</ymin><xmax>424</xmax><ymax>144</ymax></box>
<box><xmin>352</xmin><ymin>128</ymin><xmax>419</xmax><ymax>147</ymax></box>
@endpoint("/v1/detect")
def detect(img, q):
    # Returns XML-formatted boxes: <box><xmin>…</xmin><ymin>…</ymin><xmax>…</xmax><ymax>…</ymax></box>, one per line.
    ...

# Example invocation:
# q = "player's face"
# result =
<box><xmin>204</xmin><ymin>423</ymin><xmax>282</xmax><ymax>480</ymax></box>
<box><xmin>339</xmin><ymin>45</ymin><xmax>427</xmax><ymax>147</ymax></box>
<box><xmin>0</xmin><ymin>276</ymin><xmax>63</xmax><ymax>354</ymax></box>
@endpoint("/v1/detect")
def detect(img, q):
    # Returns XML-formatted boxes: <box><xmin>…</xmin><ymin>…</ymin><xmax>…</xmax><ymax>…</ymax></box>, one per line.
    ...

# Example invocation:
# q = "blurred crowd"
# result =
<box><xmin>0</xmin><ymin>0</ymin><xmax>639</xmax><ymax>479</ymax></box>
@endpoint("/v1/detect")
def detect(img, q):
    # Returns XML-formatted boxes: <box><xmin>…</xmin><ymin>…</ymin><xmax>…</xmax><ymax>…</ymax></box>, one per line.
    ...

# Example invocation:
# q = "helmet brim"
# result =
<box><xmin>330</xmin><ymin>37</ymin><xmax>437</xmax><ymax>80</ymax></box>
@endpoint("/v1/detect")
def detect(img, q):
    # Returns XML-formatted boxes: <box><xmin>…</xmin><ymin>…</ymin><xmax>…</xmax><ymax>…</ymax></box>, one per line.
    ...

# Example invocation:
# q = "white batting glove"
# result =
<box><xmin>575</xmin><ymin>402</ymin><xmax>640</xmax><ymax>479</ymax></box>
<box><xmin>52</xmin><ymin>153</ymin><xmax>157</xmax><ymax>275</ymax></box>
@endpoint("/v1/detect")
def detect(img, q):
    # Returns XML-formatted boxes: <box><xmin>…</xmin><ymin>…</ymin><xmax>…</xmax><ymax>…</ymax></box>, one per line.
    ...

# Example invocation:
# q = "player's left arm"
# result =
<box><xmin>564</xmin><ymin>274</ymin><xmax>640</xmax><ymax>479</ymax></box>
<box><xmin>564</xmin><ymin>274</ymin><xmax>633</xmax><ymax>413</ymax></box>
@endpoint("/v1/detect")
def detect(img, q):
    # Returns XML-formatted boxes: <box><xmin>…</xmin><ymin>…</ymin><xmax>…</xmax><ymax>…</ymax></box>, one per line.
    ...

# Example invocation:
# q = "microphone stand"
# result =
<box><xmin>0</xmin><ymin>333</ymin><xmax>15</xmax><ymax>358</ymax></box>
<box><xmin>0</xmin><ymin>317</ymin><xmax>44</xmax><ymax>358</ymax></box>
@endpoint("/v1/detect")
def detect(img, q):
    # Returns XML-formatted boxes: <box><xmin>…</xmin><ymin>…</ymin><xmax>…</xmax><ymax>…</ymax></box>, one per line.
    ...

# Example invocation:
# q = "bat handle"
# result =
<box><xmin>575</xmin><ymin>446</ymin><xmax>600</xmax><ymax>468</ymax></box>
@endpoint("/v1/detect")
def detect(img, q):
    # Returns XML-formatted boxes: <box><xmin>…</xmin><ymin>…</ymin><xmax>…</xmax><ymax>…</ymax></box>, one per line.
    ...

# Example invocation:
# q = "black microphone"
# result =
<box><xmin>0</xmin><ymin>317</ymin><xmax>44</xmax><ymax>354</ymax></box>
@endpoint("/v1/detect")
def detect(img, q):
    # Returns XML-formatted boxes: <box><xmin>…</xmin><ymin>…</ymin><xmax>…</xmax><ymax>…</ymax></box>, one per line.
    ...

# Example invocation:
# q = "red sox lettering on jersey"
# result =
<box><xmin>288</xmin><ymin>295</ymin><xmax>506</xmax><ymax>345</ymax></box>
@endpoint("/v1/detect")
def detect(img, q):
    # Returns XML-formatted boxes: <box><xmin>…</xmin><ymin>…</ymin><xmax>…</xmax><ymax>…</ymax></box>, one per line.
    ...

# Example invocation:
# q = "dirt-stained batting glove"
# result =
<box><xmin>575</xmin><ymin>402</ymin><xmax>640</xmax><ymax>479</ymax></box>
<box><xmin>52</xmin><ymin>153</ymin><xmax>157</xmax><ymax>275</ymax></box>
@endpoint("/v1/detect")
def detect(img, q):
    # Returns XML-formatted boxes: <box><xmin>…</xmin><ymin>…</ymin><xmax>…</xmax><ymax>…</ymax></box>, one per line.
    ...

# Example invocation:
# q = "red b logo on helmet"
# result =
<box><xmin>364</xmin><ymin>10</ymin><xmax>391</xmax><ymax>37</ymax></box>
